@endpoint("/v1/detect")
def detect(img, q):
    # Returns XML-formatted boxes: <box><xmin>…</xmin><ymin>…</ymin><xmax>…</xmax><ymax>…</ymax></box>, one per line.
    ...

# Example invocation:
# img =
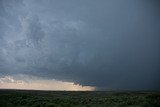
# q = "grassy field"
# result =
<box><xmin>0</xmin><ymin>89</ymin><xmax>159</xmax><ymax>107</ymax></box>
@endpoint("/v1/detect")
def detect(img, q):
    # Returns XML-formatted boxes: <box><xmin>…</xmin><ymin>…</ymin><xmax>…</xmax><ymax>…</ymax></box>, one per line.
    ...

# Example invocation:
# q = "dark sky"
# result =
<box><xmin>0</xmin><ymin>0</ymin><xmax>160</xmax><ymax>90</ymax></box>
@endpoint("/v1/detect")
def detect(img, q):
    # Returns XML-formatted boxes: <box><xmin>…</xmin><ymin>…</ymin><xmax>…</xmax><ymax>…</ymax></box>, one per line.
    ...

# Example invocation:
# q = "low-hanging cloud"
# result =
<box><xmin>0</xmin><ymin>0</ymin><xmax>160</xmax><ymax>90</ymax></box>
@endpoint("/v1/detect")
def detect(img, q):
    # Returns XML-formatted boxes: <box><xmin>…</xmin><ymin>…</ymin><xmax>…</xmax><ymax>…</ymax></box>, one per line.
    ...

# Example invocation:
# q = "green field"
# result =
<box><xmin>0</xmin><ymin>89</ymin><xmax>159</xmax><ymax>107</ymax></box>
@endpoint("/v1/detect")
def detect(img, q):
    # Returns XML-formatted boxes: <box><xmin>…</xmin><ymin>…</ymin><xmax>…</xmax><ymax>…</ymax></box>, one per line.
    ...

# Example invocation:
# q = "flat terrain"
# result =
<box><xmin>0</xmin><ymin>89</ymin><xmax>159</xmax><ymax>107</ymax></box>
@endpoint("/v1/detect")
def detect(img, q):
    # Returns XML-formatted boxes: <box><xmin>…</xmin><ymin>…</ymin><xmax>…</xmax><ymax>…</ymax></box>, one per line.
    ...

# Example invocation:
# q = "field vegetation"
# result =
<box><xmin>0</xmin><ymin>89</ymin><xmax>159</xmax><ymax>107</ymax></box>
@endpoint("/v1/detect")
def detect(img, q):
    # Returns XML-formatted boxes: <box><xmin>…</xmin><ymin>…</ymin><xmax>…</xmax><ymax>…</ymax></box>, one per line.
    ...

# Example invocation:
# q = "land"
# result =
<box><xmin>0</xmin><ymin>89</ymin><xmax>160</xmax><ymax>107</ymax></box>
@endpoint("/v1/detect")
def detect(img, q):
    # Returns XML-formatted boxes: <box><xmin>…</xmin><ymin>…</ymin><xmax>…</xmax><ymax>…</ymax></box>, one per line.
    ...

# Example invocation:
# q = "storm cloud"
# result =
<box><xmin>0</xmin><ymin>0</ymin><xmax>160</xmax><ymax>90</ymax></box>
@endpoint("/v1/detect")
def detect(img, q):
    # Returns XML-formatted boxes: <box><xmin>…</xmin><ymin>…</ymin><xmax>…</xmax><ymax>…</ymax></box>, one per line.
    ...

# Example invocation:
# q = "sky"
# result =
<box><xmin>0</xmin><ymin>0</ymin><xmax>160</xmax><ymax>91</ymax></box>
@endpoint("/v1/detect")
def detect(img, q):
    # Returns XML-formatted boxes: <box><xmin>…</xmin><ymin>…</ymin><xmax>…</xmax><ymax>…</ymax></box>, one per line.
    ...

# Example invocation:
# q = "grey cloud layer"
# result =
<box><xmin>0</xmin><ymin>0</ymin><xmax>160</xmax><ymax>90</ymax></box>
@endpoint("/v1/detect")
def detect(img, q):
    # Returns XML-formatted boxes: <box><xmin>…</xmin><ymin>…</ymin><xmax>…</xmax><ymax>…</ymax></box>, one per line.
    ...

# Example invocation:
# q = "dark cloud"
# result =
<box><xmin>0</xmin><ymin>0</ymin><xmax>160</xmax><ymax>90</ymax></box>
